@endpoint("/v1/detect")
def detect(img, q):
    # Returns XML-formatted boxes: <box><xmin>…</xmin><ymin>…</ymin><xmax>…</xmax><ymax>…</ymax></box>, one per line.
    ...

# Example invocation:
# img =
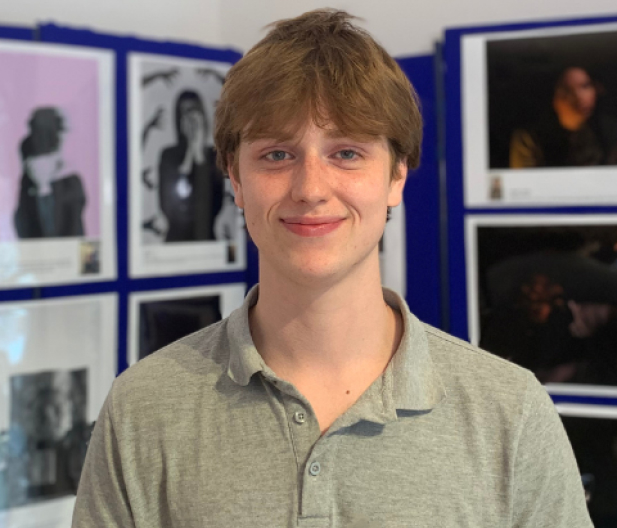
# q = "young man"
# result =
<box><xmin>73</xmin><ymin>10</ymin><xmax>592</xmax><ymax>527</ymax></box>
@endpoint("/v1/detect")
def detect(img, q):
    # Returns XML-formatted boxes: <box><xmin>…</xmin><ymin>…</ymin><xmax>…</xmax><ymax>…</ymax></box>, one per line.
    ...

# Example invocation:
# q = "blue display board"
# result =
<box><xmin>397</xmin><ymin>55</ymin><xmax>442</xmax><ymax>329</ymax></box>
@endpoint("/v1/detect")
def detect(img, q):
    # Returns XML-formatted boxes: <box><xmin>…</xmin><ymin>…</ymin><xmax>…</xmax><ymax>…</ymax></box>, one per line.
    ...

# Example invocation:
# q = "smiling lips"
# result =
<box><xmin>281</xmin><ymin>216</ymin><xmax>345</xmax><ymax>237</ymax></box>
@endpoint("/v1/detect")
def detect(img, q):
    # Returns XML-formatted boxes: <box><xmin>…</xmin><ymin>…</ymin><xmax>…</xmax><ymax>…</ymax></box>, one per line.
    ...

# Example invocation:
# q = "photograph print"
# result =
<box><xmin>557</xmin><ymin>409</ymin><xmax>617</xmax><ymax>527</ymax></box>
<box><xmin>0</xmin><ymin>294</ymin><xmax>117</xmax><ymax>526</ymax></box>
<box><xmin>466</xmin><ymin>215</ymin><xmax>617</xmax><ymax>395</ymax></box>
<box><xmin>1</xmin><ymin>369</ymin><xmax>89</xmax><ymax>511</ymax></box>
<box><xmin>128</xmin><ymin>283</ymin><xmax>246</xmax><ymax>364</ymax></box>
<box><xmin>0</xmin><ymin>40</ymin><xmax>116</xmax><ymax>287</ymax></box>
<box><xmin>462</xmin><ymin>23</ymin><xmax>617</xmax><ymax>206</ymax></box>
<box><xmin>129</xmin><ymin>53</ymin><xmax>246</xmax><ymax>277</ymax></box>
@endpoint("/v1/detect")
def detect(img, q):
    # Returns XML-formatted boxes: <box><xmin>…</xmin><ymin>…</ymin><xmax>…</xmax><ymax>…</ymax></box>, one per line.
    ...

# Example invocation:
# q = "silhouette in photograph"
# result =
<box><xmin>14</xmin><ymin>108</ymin><xmax>86</xmax><ymax>238</ymax></box>
<box><xmin>157</xmin><ymin>91</ymin><xmax>224</xmax><ymax>242</ymax></box>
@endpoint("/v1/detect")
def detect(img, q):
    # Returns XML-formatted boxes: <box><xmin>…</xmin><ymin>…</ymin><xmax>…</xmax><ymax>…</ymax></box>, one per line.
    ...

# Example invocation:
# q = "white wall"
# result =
<box><xmin>3</xmin><ymin>0</ymin><xmax>223</xmax><ymax>49</ymax></box>
<box><xmin>220</xmin><ymin>0</ymin><xmax>617</xmax><ymax>56</ymax></box>
<box><xmin>3</xmin><ymin>0</ymin><xmax>617</xmax><ymax>56</ymax></box>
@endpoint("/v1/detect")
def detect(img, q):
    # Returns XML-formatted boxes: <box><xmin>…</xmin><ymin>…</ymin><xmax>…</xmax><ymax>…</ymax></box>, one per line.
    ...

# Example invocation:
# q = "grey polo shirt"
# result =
<box><xmin>73</xmin><ymin>287</ymin><xmax>592</xmax><ymax>527</ymax></box>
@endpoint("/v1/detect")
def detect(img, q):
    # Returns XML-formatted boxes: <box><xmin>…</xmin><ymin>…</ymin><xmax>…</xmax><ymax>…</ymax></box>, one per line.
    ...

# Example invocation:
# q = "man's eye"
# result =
<box><xmin>338</xmin><ymin>150</ymin><xmax>358</xmax><ymax>160</ymax></box>
<box><xmin>265</xmin><ymin>151</ymin><xmax>289</xmax><ymax>161</ymax></box>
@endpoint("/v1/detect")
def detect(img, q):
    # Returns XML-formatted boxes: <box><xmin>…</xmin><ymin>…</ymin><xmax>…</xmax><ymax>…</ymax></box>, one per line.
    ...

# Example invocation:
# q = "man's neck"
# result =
<box><xmin>250</xmin><ymin>256</ymin><xmax>401</xmax><ymax>384</ymax></box>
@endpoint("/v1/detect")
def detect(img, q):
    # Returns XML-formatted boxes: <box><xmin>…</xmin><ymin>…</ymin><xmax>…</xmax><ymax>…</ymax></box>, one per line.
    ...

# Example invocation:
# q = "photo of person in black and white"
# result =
<box><xmin>13</xmin><ymin>107</ymin><xmax>86</xmax><ymax>238</ymax></box>
<box><xmin>138</xmin><ymin>295</ymin><xmax>221</xmax><ymax>360</ymax></box>
<box><xmin>137</xmin><ymin>59</ymin><xmax>241</xmax><ymax>247</ymax></box>
<box><xmin>487</xmin><ymin>29</ymin><xmax>617</xmax><ymax>170</ymax></box>
<box><xmin>1</xmin><ymin>369</ymin><xmax>90</xmax><ymax>510</ymax></box>
<box><xmin>158</xmin><ymin>90</ymin><xmax>223</xmax><ymax>242</ymax></box>
<box><xmin>476</xmin><ymin>224</ymin><xmax>617</xmax><ymax>386</ymax></box>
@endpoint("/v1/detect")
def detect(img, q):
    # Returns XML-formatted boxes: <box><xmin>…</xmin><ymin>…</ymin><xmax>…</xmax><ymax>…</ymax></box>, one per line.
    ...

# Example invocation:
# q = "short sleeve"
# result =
<box><xmin>511</xmin><ymin>373</ymin><xmax>593</xmax><ymax>528</ymax></box>
<box><xmin>72</xmin><ymin>384</ymin><xmax>135</xmax><ymax>527</ymax></box>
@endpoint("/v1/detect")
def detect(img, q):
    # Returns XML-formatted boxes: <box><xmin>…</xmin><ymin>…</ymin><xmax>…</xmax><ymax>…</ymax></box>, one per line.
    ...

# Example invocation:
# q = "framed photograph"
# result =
<box><xmin>555</xmin><ymin>405</ymin><xmax>617</xmax><ymax>525</ymax></box>
<box><xmin>379</xmin><ymin>202</ymin><xmax>406</xmax><ymax>298</ymax></box>
<box><xmin>466</xmin><ymin>215</ymin><xmax>617</xmax><ymax>395</ymax></box>
<box><xmin>0</xmin><ymin>40</ymin><xmax>116</xmax><ymax>287</ymax></box>
<box><xmin>128</xmin><ymin>283</ymin><xmax>246</xmax><ymax>364</ymax></box>
<box><xmin>462</xmin><ymin>23</ymin><xmax>617</xmax><ymax>207</ymax></box>
<box><xmin>0</xmin><ymin>294</ymin><xmax>117</xmax><ymax>525</ymax></box>
<box><xmin>128</xmin><ymin>53</ymin><xmax>246</xmax><ymax>277</ymax></box>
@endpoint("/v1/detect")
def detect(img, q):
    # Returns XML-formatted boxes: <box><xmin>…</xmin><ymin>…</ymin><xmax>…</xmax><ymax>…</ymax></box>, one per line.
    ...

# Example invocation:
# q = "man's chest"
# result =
<box><xmin>122</xmin><ymin>405</ymin><xmax>511</xmax><ymax>528</ymax></box>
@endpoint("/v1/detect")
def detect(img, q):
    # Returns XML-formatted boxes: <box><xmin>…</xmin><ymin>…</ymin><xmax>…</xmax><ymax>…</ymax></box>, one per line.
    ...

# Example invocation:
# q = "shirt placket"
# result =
<box><xmin>270</xmin><ymin>377</ymin><xmax>336</xmax><ymax>526</ymax></box>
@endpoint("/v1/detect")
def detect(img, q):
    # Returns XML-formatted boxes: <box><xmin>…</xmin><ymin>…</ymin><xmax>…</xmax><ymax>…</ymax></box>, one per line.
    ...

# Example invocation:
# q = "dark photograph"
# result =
<box><xmin>476</xmin><ymin>223</ymin><xmax>617</xmax><ymax>386</ymax></box>
<box><xmin>487</xmin><ymin>29</ymin><xmax>617</xmax><ymax>169</ymax></box>
<box><xmin>561</xmin><ymin>415</ymin><xmax>617</xmax><ymax>527</ymax></box>
<box><xmin>138</xmin><ymin>295</ymin><xmax>222</xmax><ymax>360</ymax></box>
<box><xmin>0</xmin><ymin>369</ymin><xmax>91</xmax><ymax>510</ymax></box>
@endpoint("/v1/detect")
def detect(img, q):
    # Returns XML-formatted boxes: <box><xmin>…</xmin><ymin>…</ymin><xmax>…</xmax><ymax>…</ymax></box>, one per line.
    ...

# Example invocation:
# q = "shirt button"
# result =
<box><xmin>309</xmin><ymin>461</ymin><xmax>321</xmax><ymax>476</ymax></box>
<box><xmin>293</xmin><ymin>411</ymin><xmax>306</xmax><ymax>424</ymax></box>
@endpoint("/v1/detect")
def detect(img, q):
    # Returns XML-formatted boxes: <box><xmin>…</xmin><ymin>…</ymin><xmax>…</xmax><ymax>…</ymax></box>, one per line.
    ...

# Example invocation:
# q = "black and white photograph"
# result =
<box><xmin>129</xmin><ymin>53</ymin><xmax>246</xmax><ymax>277</ymax></box>
<box><xmin>461</xmin><ymin>23</ymin><xmax>617</xmax><ymax>207</ymax></box>
<box><xmin>0</xmin><ymin>295</ymin><xmax>116</xmax><ymax>526</ymax></box>
<box><xmin>555</xmin><ymin>406</ymin><xmax>617</xmax><ymax>527</ymax></box>
<box><xmin>128</xmin><ymin>284</ymin><xmax>245</xmax><ymax>364</ymax></box>
<box><xmin>0</xmin><ymin>40</ymin><xmax>116</xmax><ymax>287</ymax></box>
<box><xmin>466</xmin><ymin>215</ymin><xmax>617</xmax><ymax>395</ymax></box>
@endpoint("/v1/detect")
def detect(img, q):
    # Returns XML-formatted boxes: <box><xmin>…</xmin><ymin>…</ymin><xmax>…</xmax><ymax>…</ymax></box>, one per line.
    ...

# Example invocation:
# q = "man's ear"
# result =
<box><xmin>387</xmin><ymin>161</ymin><xmax>408</xmax><ymax>207</ymax></box>
<box><xmin>227</xmin><ymin>157</ymin><xmax>244</xmax><ymax>209</ymax></box>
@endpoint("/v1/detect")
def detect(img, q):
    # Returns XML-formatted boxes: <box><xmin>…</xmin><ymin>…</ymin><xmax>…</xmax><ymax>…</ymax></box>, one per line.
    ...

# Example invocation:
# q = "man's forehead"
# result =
<box><xmin>242</xmin><ymin>121</ymin><xmax>379</xmax><ymax>145</ymax></box>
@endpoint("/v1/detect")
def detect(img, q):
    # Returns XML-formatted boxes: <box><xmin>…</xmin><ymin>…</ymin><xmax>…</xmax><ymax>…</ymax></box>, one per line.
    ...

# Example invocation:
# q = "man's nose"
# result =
<box><xmin>290</xmin><ymin>153</ymin><xmax>332</xmax><ymax>204</ymax></box>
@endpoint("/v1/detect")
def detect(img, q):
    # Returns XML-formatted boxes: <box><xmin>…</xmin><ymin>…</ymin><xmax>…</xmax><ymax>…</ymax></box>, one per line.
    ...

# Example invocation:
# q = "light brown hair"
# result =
<box><xmin>214</xmin><ymin>9</ymin><xmax>422</xmax><ymax>181</ymax></box>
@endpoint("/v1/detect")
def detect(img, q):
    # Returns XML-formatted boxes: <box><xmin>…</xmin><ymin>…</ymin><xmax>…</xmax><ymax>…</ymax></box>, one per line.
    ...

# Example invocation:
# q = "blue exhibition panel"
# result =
<box><xmin>397</xmin><ymin>55</ymin><xmax>442</xmax><ymax>329</ymax></box>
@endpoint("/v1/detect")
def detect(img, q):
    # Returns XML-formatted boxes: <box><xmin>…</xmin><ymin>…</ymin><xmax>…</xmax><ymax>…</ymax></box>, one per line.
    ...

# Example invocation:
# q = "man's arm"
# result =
<box><xmin>511</xmin><ymin>374</ymin><xmax>592</xmax><ymax>527</ymax></box>
<box><xmin>72</xmin><ymin>388</ymin><xmax>134</xmax><ymax>527</ymax></box>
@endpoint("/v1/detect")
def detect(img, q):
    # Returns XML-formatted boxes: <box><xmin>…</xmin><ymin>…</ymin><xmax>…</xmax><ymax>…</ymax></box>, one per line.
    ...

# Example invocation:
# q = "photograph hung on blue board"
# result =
<box><xmin>129</xmin><ymin>53</ymin><xmax>246</xmax><ymax>277</ymax></box>
<box><xmin>466</xmin><ymin>215</ymin><xmax>617</xmax><ymax>397</ymax></box>
<box><xmin>0</xmin><ymin>295</ymin><xmax>117</xmax><ymax>527</ymax></box>
<box><xmin>462</xmin><ymin>23</ymin><xmax>617</xmax><ymax>207</ymax></box>
<box><xmin>555</xmin><ymin>405</ymin><xmax>617</xmax><ymax>527</ymax></box>
<box><xmin>128</xmin><ymin>283</ymin><xmax>245</xmax><ymax>365</ymax></box>
<box><xmin>0</xmin><ymin>40</ymin><xmax>116</xmax><ymax>288</ymax></box>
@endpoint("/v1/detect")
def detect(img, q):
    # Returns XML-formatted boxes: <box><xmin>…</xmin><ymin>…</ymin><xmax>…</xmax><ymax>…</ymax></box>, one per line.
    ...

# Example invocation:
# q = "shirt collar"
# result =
<box><xmin>226</xmin><ymin>286</ymin><xmax>446</xmax><ymax>420</ymax></box>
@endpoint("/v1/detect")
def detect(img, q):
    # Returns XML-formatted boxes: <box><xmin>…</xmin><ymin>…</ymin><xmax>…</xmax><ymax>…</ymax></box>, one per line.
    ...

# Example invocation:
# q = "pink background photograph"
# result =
<box><xmin>0</xmin><ymin>46</ymin><xmax>100</xmax><ymax>242</ymax></box>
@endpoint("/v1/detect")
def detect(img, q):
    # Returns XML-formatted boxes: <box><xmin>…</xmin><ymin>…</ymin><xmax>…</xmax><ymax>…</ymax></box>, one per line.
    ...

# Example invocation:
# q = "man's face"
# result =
<box><xmin>229</xmin><ymin>120</ymin><xmax>406</xmax><ymax>284</ymax></box>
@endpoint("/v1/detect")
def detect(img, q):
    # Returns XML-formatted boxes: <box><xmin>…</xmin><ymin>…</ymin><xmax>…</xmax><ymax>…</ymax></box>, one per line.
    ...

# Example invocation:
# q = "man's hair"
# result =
<box><xmin>214</xmin><ymin>9</ymin><xmax>422</xmax><ymax>181</ymax></box>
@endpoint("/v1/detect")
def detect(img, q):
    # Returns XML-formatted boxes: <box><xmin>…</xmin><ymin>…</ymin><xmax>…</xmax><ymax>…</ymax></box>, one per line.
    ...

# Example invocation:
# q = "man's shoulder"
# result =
<box><xmin>422</xmin><ymin>323</ymin><xmax>534</xmax><ymax>397</ymax></box>
<box><xmin>111</xmin><ymin>318</ymin><xmax>231</xmax><ymax>408</ymax></box>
